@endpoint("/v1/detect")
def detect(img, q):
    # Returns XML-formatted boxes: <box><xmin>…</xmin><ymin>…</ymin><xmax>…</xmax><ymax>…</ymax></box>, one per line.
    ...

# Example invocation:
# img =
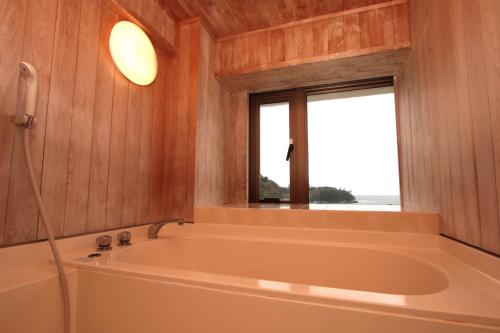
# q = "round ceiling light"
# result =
<box><xmin>109</xmin><ymin>21</ymin><xmax>158</xmax><ymax>86</ymax></box>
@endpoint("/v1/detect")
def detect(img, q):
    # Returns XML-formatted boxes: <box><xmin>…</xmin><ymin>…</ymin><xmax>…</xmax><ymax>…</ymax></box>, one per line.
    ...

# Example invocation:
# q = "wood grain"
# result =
<box><xmin>195</xmin><ymin>24</ymin><xmax>230</xmax><ymax>205</ymax></box>
<box><xmin>460</xmin><ymin>0</ymin><xmax>499</xmax><ymax>253</ymax></box>
<box><xmin>148</xmin><ymin>53</ymin><xmax>166</xmax><ymax>219</ymax></box>
<box><xmin>217</xmin><ymin>49</ymin><xmax>409</xmax><ymax>93</ymax></box>
<box><xmin>5</xmin><ymin>0</ymin><xmax>497</xmax><ymax>258</ymax></box>
<box><xmin>160</xmin><ymin>56</ymin><xmax>176</xmax><ymax>218</ymax></box>
<box><xmin>64</xmin><ymin>0</ymin><xmax>103</xmax><ymax>236</ymax></box>
<box><xmin>108</xmin><ymin>0</ymin><xmax>178</xmax><ymax>55</ymax></box>
<box><xmin>226</xmin><ymin>91</ymin><xmax>249</xmax><ymax>204</ymax></box>
<box><xmin>164</xmin><ymin>0</ymin><xmax>393</xmax><ymax>38</ymax></box>
<box><xmin>214</xmin><ymin>2</ymin><xmax>410</xmax><ymax>81</ymax></box>
<box><xmin>105</xmin><ymin>67</ymin><xmax>129</xmax><ymax>230</ymax></box>
<box><xmin>122</xmin><ymin>81</ymin><xmax>142</xmax><ymax>227</ymax></box>
<box><xmin>86</xmin><ymin>5</ymin><xmax>118</xmax><ymax>232</ymax></box>
<box><xmin>141</xmin><ymin>0</ymin><xmax>176</xmax><ymax>51</ymax></box>
<box><xmin>136</xmin><ymin>80</ymin><xmax>154</xmax><ymax>223</ymax></box>
<box><xmin>172</xmin><ymin>22</ymin><xmax>197</xmax><ymax>219</ymax></box>
<box><xmin>398</xmin><ymin>0</ymin><xmax>500</xmax><ymax>255</ymax></box>
<box><xmin>38</xmin><ymin>0</ymin><xmax>83</xmax><ymax>239</ymax></box>
<box><xmin>480</xmin><ymin>0</ymin><xmax>500</xmax><ymax>253</ymax></box>
<box><xmin>5</xmin><ymin>0</ymin><xmax>57</xmax><ymax>244</ymax></box>
<box><xmin>183</xmin><ymin>21</ymin><xmax>201</xmax><ymax>219</ymax></box>
<box><xmin>0</xmin><ymin>0</ymin><xmax>192</xmax><ymax>245</ymax></box>
<box><xmin>0</xmin><ymin>0</ymin><xmax>29</xmax><ymax>244</ymax></box>
<box><xmin>211</xmin><ymin>1</ymin><xmax>411</xmax><ymax>208</ymax></box>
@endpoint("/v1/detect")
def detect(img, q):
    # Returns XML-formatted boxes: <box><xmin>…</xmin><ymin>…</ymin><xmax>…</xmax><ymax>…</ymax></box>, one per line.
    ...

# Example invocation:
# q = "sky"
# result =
<box><xmin>259</xmin><ymin>87</ymin><xmax>400</xmax><ymax>196</ymax></box>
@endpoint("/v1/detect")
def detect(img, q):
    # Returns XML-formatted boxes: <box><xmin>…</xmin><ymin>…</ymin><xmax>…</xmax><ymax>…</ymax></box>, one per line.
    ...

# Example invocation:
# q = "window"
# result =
<box><xmin>259</xmin><ymin>102</ymin><xmax>291</xmax><ymax>201</ymax></box>
<box><xmin>249</xmin><ymin>77</ymin><xmax>401</xmax><ymax>208</ymax></box>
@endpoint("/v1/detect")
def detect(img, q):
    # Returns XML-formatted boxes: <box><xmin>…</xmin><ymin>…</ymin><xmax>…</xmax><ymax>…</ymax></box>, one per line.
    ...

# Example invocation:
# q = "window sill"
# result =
<box><xmin>194</xmin><ymin>204</ymin><xmax>439</xmax><ymax>234</ymax></box>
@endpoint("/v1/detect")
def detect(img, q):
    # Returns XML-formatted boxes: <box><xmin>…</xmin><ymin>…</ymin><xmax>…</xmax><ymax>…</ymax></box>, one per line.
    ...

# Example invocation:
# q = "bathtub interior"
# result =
<box><xmin>2</xmin><ymin>222</ymin><xmax>500</xmax><ymax>333</ymax></box>
<box><xmin>58</xmin><ymin>223</ymin><xmax>500</xmax><ymax>329</ymax></box>
<box><xmin>58</xmin><ymin>224</ymin><xmax>500</xmax><ymax>327</ymax></box>
<box><xmin>113</xmin><ymin>236</ymin><xmax>449</xmax><ymax>295</ymax></box>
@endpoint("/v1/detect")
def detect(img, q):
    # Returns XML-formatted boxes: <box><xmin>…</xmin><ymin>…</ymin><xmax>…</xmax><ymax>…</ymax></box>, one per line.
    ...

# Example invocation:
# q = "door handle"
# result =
<box><xmin>286</xmin><ymin>142</ymin><xmax>294</xmax><ymax>161</ymax></box>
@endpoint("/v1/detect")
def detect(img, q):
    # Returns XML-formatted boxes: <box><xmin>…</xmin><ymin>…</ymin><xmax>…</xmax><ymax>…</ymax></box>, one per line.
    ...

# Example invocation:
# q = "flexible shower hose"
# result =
<box><xmin>22</xmin><ymin>129</ymin><xmax>70</xmax><ymax>333</ymax></box>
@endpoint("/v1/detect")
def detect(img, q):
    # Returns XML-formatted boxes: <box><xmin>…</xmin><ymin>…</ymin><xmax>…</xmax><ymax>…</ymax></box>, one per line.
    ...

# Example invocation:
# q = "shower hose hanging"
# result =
<box><xmin>15</xmin><ymin>62</ymin><xmax>71</xmax><ymax>333</ymax></box>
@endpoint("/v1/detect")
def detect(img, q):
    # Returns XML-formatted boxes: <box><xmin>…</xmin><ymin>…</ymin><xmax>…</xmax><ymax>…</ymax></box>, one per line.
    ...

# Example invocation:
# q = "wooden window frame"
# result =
<box><xmin>249</xmin><ymin>77</ymin><xmax>395</xmax><ymax>204</ymax></box>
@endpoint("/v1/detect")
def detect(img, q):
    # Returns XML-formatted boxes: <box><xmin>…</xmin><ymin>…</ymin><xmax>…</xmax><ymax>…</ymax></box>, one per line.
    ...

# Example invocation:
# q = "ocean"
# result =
<box><xmin>352</xmin><ymin>195</ymin><xmax>400</xmax><ymax>205</ymax></box>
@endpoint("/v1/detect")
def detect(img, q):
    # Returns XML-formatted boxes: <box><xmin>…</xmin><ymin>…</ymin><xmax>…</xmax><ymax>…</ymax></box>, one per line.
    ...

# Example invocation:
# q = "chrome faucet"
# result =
<box><xmin>147</xmin><ymin>219</ymin><xmax>194</xmax><ymax>239</ymax></box>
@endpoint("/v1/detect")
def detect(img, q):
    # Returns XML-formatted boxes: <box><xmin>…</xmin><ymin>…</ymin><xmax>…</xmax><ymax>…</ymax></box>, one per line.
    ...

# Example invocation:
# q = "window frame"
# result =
<box><xmin>249</xmin><ymin>76</ymin><xmax>398</xmax><ymax>204</ymax></box>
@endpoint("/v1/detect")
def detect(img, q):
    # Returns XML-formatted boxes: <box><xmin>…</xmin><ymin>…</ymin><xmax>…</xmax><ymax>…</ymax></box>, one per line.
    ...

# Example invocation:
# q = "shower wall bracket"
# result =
<box><xmin>14</xmin><ymin>114</ymin><xmax>36</xmax><ymax>128</ymax></box>
<box><xmin>15</xmin><ymin>62</ymin><xmax>38</xmax><ymax>128</ymax></box>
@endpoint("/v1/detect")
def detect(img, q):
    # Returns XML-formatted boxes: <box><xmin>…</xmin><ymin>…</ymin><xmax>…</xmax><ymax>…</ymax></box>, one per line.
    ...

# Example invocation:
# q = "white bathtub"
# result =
<box><xmin>114</xmin><ymin>236</ymin><xmax>448</xmax><ymax>295</ymax></box>
<box><xmin>64</xmin><ymin>224</ymin><xmax>500</xmax><ymax>333</ymax></box>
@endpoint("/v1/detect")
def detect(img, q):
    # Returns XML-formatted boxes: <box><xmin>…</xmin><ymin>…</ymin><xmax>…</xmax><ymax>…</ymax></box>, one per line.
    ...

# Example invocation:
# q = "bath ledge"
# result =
<box><xmin>194</xmin><ymin>205</ymin><xmax>439</xmax><ymax>234</ymax></box>
<box><xmin>197</xmin><ymin>203</ymin><xmax>406</xmax><ymax>211</ymax></box>
<box><xmin>0</xmin><ymin>265</ymin><xmax>77</xmax><ymax>293</ymax></box>
<box><xmin>0</xmin><ymin>224</ymin><xmax>151</xmax><ymax>275</ymax></box>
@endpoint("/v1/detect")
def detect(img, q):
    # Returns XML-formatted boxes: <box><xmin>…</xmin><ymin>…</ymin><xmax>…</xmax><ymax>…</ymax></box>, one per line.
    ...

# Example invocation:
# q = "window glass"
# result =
<box><xmin>307</xmin><ymin>87</ymin><xmax>400</xmax><ymax>207</ymax></box>
<box><xmin>259</xmin><ymin>102</ymin><xmax>290</xmax><ymax>201</ymax></box>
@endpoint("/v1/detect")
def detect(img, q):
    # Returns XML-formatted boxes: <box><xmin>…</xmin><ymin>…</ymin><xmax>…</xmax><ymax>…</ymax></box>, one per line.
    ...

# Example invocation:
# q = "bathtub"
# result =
<box><xmin>65</xmin><ymin>224</ymin><xmax>500</xmax><ymax>333</ymax></box>
<box><xmin>114</xmin><ymin>236</ymin><xmax>447</xmax><ymax>296</ymax></box>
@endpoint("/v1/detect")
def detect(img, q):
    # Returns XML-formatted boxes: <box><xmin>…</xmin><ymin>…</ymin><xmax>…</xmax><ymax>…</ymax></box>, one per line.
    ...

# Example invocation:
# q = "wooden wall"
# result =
<box><xmin>225</xmin><ymin>91</ymin><xmax>249</xmax><ymax>204</ymax></box>
<box><xmin>9</xmin><ymin>0</ymin><xmax>495</xmax><ymax>256</ymax></box>
<box><xmin>0</xmin><ymin>0</ymin><xmax>188</xmax><ymax>246</ymax></box>
<box><xmin>116</xmin><ymin>0</ymin><xmax>178</xmax><ymax>53</ymax></box>
<box><xmin>194</xmin><ymin>22</ymin><xmax>231</xmax><ymax>205</ymax></box>
<box><xmin>213</xmin><ymin>0</ymin><xmax>410</xmax><ymax>92</ymax></box>
<box><xmin>215</xmin><ymin>0</ymin><xmax>410</xmax><ymax>77</ymax></box>
<box><xmin>175</xmin><ymin>19</ymin><xmax>256</xmax><ymax>207</ymax></box>
<box><xmin>398</xmin><ymin>0</ymin><xmax>500</xmax><ymax>255</ymax></box>
<box><xmin>164</xmin><ymin>0</ymin><xmax>393</xmax><ymax>38</ymax></box>
<box><xmin>217</xmin><ymin>2</ymin><xmax>411</xmax><ymax>203</ymax></box>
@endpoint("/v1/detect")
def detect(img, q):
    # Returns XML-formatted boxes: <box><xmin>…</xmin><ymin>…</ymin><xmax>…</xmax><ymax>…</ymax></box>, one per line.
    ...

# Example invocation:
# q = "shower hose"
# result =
<box><xmin>22</xmin><ymin>128</ymin><xmax>70</xmax><ymax>333</ymax></box>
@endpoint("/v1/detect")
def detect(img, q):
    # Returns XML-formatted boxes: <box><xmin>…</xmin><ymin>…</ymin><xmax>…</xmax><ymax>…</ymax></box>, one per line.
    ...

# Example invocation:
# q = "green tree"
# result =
<box><xmin>260</xmin><ymin>175</ymin><xmax>290</xmax><ymax>200</ymax></box>
<box><xmin>309</xmin><ymin>186</ymin><xmax>356</xmax><ymax>203</ymax></box>
<box><xmin>260</xmin><ymin>175</ymin><xmax>357</xmax><ymax>203</ymax></box>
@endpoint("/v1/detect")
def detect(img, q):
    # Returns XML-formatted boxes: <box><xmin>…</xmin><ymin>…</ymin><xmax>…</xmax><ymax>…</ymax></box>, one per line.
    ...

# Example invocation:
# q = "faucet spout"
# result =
<box><xmin>148</xmin><ymin>219</ymin><xmax>193</xmax><ymax>239</ymax></box>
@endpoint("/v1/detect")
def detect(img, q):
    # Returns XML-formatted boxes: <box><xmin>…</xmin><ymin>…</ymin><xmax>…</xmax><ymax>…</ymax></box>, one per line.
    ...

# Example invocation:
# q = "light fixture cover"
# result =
<box><xmin>109</xmin><ymin>21</ymin><xmax>158</xmax><ymax>86</ymax></box>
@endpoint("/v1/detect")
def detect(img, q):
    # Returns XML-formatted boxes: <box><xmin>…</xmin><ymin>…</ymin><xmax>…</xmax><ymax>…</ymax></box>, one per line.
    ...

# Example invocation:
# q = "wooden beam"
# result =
<box><xmin>214</xmin><ymin>1</ymin><xmax>411</xmax><ymax>92</ymax></box>
<box><xmin>104</xmin><ymin>0</ymin><xmax>178</xmax><ymax>55</ymax></box>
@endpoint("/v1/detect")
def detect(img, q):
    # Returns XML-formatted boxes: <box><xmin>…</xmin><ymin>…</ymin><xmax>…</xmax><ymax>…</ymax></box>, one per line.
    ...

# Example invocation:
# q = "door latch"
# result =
<box><xmin>286</xmin><ymin>138</ymin><xmax>294</xmax><ymax>161</ymax></box>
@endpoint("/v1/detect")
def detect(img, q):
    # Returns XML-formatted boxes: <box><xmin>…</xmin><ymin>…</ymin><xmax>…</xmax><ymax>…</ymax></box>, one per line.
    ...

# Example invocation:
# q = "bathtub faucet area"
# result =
<box><xmin>148</xmin><ymin>219</ymin><xmax>194</xmax><ymax>239</ymax></box>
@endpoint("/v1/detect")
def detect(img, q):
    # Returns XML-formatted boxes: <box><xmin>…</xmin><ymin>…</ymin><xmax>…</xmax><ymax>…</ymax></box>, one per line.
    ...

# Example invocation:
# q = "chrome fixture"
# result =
<box><xmin>117</xmin><ymin>231</ymin><xmax>132</xmax><ymax>246</ymax></box>
<box><xmin>148</xmin><ymin>219</ymin><xmax>194</xmax><ymax>239</ymax></box>
<box><xmin>96</xmin><ymin>235</ymin><xmax>112</xmax><ymax>251</ymax></box>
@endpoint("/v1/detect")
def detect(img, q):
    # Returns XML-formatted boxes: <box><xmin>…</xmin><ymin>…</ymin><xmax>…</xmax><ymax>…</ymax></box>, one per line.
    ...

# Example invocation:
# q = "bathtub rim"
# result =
<box><xmin>63</xmin><ymin>253</ymin><xmax>500</xmax><ymax>328</ymax></box>
<box><xmin>61</xmin><ymin>231</ymin><xmax>500</xmax><ymax>328</ymax></box>
<box><xmin>112</xmin><ymin>233</ymin><xmax>453</xmax><ymax>295</ymax></box>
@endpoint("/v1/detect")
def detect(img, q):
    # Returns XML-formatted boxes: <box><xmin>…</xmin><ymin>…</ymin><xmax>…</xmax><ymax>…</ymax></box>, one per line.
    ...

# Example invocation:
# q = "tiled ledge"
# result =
<box><xmin>194</xmin><ymin>204</ymin><xmax>440</xmax><ymax>234</ymax></box>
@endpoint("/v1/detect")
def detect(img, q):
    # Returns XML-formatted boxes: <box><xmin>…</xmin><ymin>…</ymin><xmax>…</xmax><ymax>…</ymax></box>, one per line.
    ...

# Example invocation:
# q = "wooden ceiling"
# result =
<box><xmin>161</xmin><ymin>0</ymin><xmax>393</xmax><ymax>38</ymax></box>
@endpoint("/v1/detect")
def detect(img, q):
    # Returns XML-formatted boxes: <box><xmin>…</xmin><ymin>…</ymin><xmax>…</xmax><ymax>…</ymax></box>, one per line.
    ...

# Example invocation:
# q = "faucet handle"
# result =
<box><xmin>117</xmin><ymin>231</ymin><xmax>131</xmax><ymax>246</ymax></box>
<box><xmin>96</xmin><ymin>235</ymin><xmax>112</xmax><ymax>251</ymax></box>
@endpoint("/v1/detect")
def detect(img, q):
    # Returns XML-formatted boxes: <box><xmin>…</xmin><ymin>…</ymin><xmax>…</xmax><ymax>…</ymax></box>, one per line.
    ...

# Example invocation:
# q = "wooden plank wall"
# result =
<box><xmin>195</xmin><ymin>21</ymin><xmax>231</xmax><ymax>205</ymax></box>
<box><xmin>398</xmin><ymin>0</ymin><xmax>500</xmax><ymax>255</ymax></box>
<box><xmin>0</xmin><ymin>0</ymin><xmax>188</xmax><ymax>246</ymax></box>
<box><xmin>225</xmin><ymin>91</ymin><xmax>249</xmax><ymax>204</ymax></box>
<box><xmin>218</xmin><ymin>2</ymin><xmax>411</xmax><ymax>203</ymax></box>
<box><xmin>174</xmin><ymin>19</ymin><xmax>248</xmax><ymax>208</ymax></box>
<box><xmin>172</xmin><ymin>20</ymin><xmax>202</xmax><ymax>219</ymax></box>
<box><xmin>176</xmin><ymin>19</ymin><xmax>249</xmax><ymax>207</ymax></box>
<box><xmin>215</xmin><ymin>0</ymin><xmax>410</xmax><ymax>78</ymax></box>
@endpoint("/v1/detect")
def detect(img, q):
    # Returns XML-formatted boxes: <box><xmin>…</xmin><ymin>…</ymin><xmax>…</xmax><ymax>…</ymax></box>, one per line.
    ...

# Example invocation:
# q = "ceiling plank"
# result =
<box><xmin>162</xmin><ymin>0</ymin><xmax>397</xmax><ymax>38</ymax></box>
